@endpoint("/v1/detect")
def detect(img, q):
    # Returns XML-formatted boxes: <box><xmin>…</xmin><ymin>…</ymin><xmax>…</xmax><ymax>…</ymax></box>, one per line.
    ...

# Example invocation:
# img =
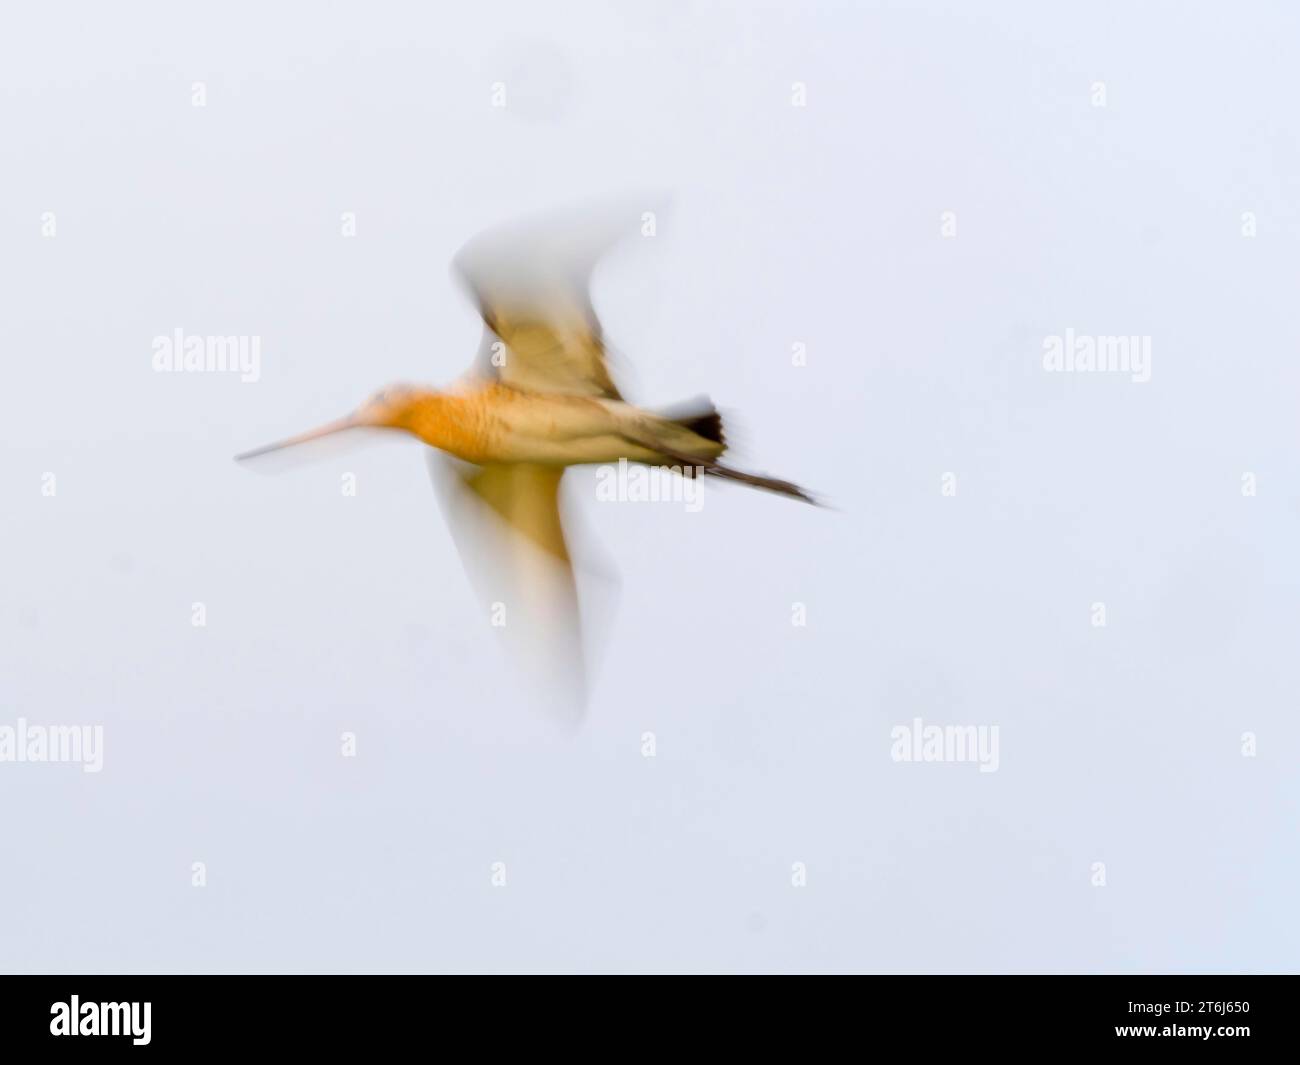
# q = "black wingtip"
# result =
<box><xmin>661</xmin><ymin>396</ymin><xmax>727</xmax><ymax>449</ymax></box>
<box><xmin>679</xmin><ymin>409</ymin><xmax>726</xmax><ymax>448</ymax></box>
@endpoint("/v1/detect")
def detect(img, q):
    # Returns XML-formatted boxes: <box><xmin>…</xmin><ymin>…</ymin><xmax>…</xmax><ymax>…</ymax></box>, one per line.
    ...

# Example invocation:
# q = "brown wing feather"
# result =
<box><xmin>454</xmin><ymin>203</ymin><xmax>649</xmax><ymax>400</ymax></box>
<box><xmin>427</xmin><ymin>454</ymin><xmax>587</xmax><ymax>726</ymax></box>
<box><xmin>461</xmin><ymin>463</ymin><xmax>571</xmax><ymax>562</ymax></box>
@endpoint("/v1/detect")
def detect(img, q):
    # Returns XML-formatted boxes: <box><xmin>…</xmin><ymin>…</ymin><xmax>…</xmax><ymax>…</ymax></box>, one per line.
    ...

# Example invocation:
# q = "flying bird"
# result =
<box><xmin>237</xmin><ymin>204</ymin><xmax>817</xmax><ymax>722</ymax></box>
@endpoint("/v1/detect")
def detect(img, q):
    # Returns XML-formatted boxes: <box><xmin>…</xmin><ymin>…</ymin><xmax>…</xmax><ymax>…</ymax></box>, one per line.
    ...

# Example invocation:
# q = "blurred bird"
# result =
<box><xmin>237</xmin><ymin>203</ymin><xmax>817</xmax><ymax>723</ymax></box>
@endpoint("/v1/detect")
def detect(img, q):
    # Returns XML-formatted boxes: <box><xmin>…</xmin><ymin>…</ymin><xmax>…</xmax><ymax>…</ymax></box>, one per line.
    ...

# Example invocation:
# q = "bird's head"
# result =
<box><xmin>355</xmin><ymin>383</ymin><xmax>426</xmax><ymax>429</ymax></box>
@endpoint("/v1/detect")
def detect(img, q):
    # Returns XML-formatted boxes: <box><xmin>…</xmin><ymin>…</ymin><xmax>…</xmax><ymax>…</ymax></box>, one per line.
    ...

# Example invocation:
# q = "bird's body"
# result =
<box><xmin>384</xmin><ymin>381</ymin><xmax>724</xmax><ymax>469</ymax></box>
<box><xmin>237</xmin><ymin>203</ymin><xmax>817</xmax><ymax>721</ymax></box>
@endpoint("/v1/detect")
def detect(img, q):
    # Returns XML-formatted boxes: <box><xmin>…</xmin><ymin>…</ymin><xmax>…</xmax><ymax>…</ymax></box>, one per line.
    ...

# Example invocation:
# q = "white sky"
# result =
<box><xmin>1</xmin><ymin>0</ymin><xmax>1297</xmax><ymax>972</ymax></box>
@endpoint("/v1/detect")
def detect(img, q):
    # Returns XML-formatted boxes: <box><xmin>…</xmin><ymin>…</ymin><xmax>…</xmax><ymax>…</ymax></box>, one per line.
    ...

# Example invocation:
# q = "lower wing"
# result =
<box><xmin>427</xmin><ymin>456</ymin><xmax>588</xmax><ymax>727</ymax></box>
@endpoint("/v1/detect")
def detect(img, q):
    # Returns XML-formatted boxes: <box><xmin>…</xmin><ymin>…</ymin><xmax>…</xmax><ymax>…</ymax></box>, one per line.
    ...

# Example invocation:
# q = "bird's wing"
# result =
<box><xmin>453</xmin><ymin>203</ymin><xmax>649</xmax><ymax>400</ymax></box>
<box><xmin>428</xmin><ymin>455</ymin><xmax>587</xmax><ymax>726</ymax></box>
<box><xmin>459</xmin><ymin>462</ymin><xmax>570</xmax><ymax>563</ymax></box>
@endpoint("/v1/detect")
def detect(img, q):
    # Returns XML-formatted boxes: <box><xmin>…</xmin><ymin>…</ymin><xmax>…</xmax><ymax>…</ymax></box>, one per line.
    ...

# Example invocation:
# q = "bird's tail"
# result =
<box><xmin>665</xmin><ymin>404</ymin><xmax>726</xmax><ymax>451</ymax></box>
<box><xmin>657</xmin><ymin>396</ymin><xmax>726</xmax><ymax>452</ymax></box>
<box><xmin>643</xmin><ymin>397</ymin><xmax>819</xmax><ymax>505</ymax></box>
<box><xmin>702</xmin><ymin>463</ymin><xmax>819</xmax><ymax>505</ymax></box>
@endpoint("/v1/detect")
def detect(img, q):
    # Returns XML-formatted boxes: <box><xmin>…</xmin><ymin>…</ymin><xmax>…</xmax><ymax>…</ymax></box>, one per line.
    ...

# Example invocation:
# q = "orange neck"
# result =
<box><xmin>387</xmin><ymin>390</ymin><xmax>488</xmax><ymax>462</ymax></box>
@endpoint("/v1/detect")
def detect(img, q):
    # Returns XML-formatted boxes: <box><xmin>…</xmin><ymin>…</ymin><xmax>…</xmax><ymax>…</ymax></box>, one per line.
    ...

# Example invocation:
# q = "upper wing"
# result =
<box><xmin>453</xmin><ymin>202</ymin><xmax>655</xmax><ymax>400</ymax></box>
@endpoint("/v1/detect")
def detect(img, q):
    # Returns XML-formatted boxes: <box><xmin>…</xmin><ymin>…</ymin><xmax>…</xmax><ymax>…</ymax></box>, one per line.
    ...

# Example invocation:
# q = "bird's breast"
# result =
<box><xmin>406</xmin><ymin>386</ymin><xmax>621</xmax><ymax>466</ymax></box>
<box><xmin>404</xmin><ymin>393</ymin><xmax>498</xmax><ymax>464</ymax></box>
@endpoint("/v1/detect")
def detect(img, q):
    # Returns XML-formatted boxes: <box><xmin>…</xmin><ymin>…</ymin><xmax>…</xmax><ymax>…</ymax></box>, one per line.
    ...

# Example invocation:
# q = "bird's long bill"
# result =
<box><xmin>234</xmin><ymin>415</ymin><xmax>363</xmax><ymax>462</ymax></box>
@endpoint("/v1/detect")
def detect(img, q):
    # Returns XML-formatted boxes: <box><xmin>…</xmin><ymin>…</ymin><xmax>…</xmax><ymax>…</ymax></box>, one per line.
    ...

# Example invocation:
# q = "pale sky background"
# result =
<box><xmin>1</xmin><ymin>1</ymin><xmax>1298</xmax><ymax>973</ymax></box>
